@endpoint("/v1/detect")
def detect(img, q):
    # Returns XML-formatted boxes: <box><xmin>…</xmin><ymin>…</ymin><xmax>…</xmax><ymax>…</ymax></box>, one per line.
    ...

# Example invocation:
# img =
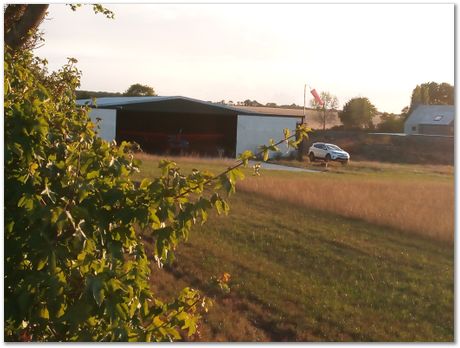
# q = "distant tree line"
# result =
<box><xmin>75</xmin><ymin>90</ymin><xmax>123</xmax><ymax>99</ymax></box>
<box><xmin>216</xmin><ymin>99</ymin><xmax>306</xmax><ymax>109</ymax></box>
<box><xmin>76</xmin><ymin>83</ymin><xmax>156</xmax><ymax>99</ymax></box>
<box><xmin>408</xmin><ymin>82</ymin><xmax>454</xmax><ymax>112</ymax></box>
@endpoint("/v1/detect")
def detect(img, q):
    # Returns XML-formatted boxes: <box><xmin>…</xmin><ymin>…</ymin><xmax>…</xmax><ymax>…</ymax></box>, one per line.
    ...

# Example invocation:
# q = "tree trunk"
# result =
<box><xmin>4</xmin><ymin>5</ymin><xmax>28</xmax><ymax>33</ymax></box>
<box><xmin>4</xmin><ymin>4</ymin><xmax>49</xmax><ymax>51</ymax></box>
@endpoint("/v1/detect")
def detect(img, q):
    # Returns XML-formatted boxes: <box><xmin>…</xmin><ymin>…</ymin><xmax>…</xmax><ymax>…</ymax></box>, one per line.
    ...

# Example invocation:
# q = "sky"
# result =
<box><xmin>36</xmin><ymin>3</ymin><xmax>454</xmax><ymax>114</ymax></box>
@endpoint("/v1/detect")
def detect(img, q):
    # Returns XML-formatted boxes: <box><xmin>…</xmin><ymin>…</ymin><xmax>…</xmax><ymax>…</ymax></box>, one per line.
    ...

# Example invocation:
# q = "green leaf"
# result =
<box><xmin>86</xmin><ymin>170</ymin><xmax>99</xmax><ymax>179</ymax></box>
<box><xmin>214</xmin><ymin>199</ymin><xmax>223</xmax><ymax>215</ymax></box>
<box><xmin>5</xmin><ymin>220</ymin><xmax>14</xmax><ymax>233</ymax></box>
<box><xmin>129</xmin><ymin>298</ymin><xmax>138</xmax><ymax>318</ymax></box>
<box><xmin>17</xmin><ymin>194</ymin><xmax>34</xmax><ymax>210</ymax></box>
<box><xmin>4</xmin><ymin>78</ymin><xmax>9</xmax><ymax>95</ymax></box>
<box><xmin>149</xmin><ymin>206</ymin><xmax>161</xmax><ymax>228</ymax></box>
<box><xmin>263</xmin><ymin>149</ymin><xmax>269</xmax><ymax>162</ymax></box>
<box><xmin>288</xmin><ymin>139</ymin><xmax>300</xmax><ymax>148</ymax></box>
<box><xmin>154</xmin><ymin>227</ymin><xmax>174</xmax><ymax>260</ymax></box>
<box><xmin>283</xmin><ymin>128</ymin><xmax>290</xmax><ymax>140</ymax></box>
<box><xmin>78</xmin><ymin>189</ymin><xmax>90</xmax><ymax>203</ymax></box>
<box><xmin>140</xmin><ymin>178</ymin><xmax>151</xmax><ymax>189</ymax></box>
<box><xmin>87</xmin><ymin>316</ymin><xmax>98</xmax><ymax>326</ymax></box>
<box><xmin>200</xmin><ymin>209</ymin><xmax>208</xmax><ymax>224</ymax></box>
<box><xmin>55</xmin><ymin>302</ymin><xmax>66</xmax><ymax>318</ymax></box>
<box><xmin>36</xmin><ymin>256</ymin><xmax>48</xmax><ymax>271</ymax></box>
<box><xmin>92</xmin><ymin>278</ymin><xmax>105</xmax><ymax>307</ymax></box>
<box><xmin>228</xmin><ymin>167</ymin><xmax>245</xmax><ymax>183</ymax></box>
<box><xmin>142</xmin><ymin>300</ymin><xmax>149</xmax><ymax>317</ymax></box>
<box><xmin>216</xmin><ymin>174</ymin><xmax>235</xmax><ymax>195</ymax></box>
<box><xmin>238</xmin><ymin>150</ymin><xmax>254</xmax><ymax>166</ymax></box>
<box><xmin>39</xmin><ymin>304</ymin><xmax>50</xmax><ymax>319</ymax></box>
<box><xmin>115</xmin><ymin>303</ymin><xmax>128</xmax><ymax>320</ymax></box>
<box><xmin>158</xmin><ymin>159</ymin><xmax>176</xmax><ymax>176</ymax></box>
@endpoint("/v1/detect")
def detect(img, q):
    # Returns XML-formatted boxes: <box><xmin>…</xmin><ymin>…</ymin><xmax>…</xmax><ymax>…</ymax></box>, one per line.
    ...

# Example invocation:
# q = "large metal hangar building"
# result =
<box><xmin>76</xmin><ymin>96</ymin><xmax>303</xmax><ymax>158</ymax></box>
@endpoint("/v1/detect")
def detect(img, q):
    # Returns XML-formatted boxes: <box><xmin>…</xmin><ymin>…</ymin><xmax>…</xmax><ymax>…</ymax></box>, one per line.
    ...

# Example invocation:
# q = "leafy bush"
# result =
<box><xmin>4</xmin><ymin>49</ymin><xmax>212</xmax><ymax>341</ymax></box>
<box><xmin>376</xmin><ymin>113</ymin><xmax>404</xmax><ymax>133</ymax></box>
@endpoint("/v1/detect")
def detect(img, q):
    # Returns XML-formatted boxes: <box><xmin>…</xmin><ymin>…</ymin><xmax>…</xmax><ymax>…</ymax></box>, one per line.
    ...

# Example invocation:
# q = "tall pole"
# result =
<box><xmin>298</xmin><ymin>84</ymin><xmax>307</xmax><ymax>162</ymax></box>
<box><xmin>303</xmin><ymin>84</ymin><xmax>306</xmax><ymax>124</ymax></box>
<box><xmin>323</xmin><ymin>104</ymin><xmax>326</xmax><ymax>131</ymax></box>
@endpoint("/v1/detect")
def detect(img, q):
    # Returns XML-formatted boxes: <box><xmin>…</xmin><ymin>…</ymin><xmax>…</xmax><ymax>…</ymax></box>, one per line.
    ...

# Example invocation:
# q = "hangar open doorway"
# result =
<box><xmin>117</xmin><ymin>110</ymin><xmax>237</xmax><ymax>157</ymax></box>
<box><xmin>82</xmin><ymin>97</ymin><xmax>238</xmax><ymax>157</ymax></box>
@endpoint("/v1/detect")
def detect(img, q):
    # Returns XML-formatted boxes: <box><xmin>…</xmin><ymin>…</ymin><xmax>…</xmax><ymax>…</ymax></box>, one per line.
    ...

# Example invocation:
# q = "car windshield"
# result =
<box><xmin>326</xmin><ymin>144</ymin><xmax>342</xmax><ymax>151</ymax></box>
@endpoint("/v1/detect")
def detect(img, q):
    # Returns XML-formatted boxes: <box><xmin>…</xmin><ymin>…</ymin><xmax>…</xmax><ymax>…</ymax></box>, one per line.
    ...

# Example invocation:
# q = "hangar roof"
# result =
<box><xmin>76</xmin><ymin>96</ymin><xmax>302</xmax><ymax>118</ymax></box>
<box><xmin>77</xmin><ymin>96</ymin><xmax>182</xmax><ymax>107</ymax></box>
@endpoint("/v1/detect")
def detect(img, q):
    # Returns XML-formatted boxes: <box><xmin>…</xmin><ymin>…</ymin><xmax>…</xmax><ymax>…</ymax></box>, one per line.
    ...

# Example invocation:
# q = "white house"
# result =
<box><xmin>404</xmin><ymin>105</ymin><xmax>454</xmax><ymax>136</ymax></box>
<box><xmin>76</xmin><ymin>96</ymin><xmax>303</xmax><ymax>158</ymax></box>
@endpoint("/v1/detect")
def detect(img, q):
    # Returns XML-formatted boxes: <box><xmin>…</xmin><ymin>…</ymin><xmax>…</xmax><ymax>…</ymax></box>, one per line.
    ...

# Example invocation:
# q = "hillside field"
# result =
<box><xmin>133</xmin><ymin>154</ymin><xmax>454</xmax><ymax>342</ymax></box>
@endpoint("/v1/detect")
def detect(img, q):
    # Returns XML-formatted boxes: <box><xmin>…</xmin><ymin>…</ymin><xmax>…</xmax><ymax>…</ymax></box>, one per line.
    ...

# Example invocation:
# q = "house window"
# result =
<box><xmin>433</xmin><ymin>115</ymin><xmax>444</xmax><ymax>121</ymax></box>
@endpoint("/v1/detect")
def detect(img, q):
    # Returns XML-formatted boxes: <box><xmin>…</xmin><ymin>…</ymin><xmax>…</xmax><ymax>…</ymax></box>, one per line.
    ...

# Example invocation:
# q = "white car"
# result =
<box><xmin>308</xmin><ymin>142</ymin><xmax>350</xmax><ymax>164</ymax></box>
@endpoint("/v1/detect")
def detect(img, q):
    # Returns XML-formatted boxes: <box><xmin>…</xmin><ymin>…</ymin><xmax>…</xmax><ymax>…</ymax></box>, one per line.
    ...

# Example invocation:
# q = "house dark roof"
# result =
<box><xmin>406</xmin><ymin>105</ymin><xmax>455</xmax><ymax>126</ymax></box>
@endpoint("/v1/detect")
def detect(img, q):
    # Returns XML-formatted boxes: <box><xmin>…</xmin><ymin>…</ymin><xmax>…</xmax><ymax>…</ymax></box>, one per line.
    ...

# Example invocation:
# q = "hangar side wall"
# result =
<box><xmin>236</xmin><ymin>115</ymin><xmax>301</xmax><ymax>158</ymax></box>
<box><xmin>88</xmin><ymin>108</ymin><xmax>117</xmax><ymax>141</ymax></box>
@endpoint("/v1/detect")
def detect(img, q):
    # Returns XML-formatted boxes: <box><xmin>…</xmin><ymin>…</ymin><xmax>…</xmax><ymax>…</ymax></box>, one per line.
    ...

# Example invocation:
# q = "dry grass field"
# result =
<box><xmin>135</xmin><ymin>153</ymin><xmax>454</xmax><ymax>242</ymax></box>
<box><xmin>343</xmin><ymin>160</ymin><xmax>454</xmax><ymax>175</ymax></box>
<box><xmin>239</xmin><ymin>175</ymin><xmax>454</xmax><ymax>242</ymax></box>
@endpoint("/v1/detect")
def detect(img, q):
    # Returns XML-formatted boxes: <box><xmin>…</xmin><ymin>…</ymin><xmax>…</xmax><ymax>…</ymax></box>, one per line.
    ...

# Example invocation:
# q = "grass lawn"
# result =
<box><xmin>135</xmin><ymin>154</ymin><xmax>454</xmax><ymax>342</ymax></box>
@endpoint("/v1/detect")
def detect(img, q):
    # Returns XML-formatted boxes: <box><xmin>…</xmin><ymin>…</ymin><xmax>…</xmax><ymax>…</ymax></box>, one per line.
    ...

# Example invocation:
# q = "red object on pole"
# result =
<box><xmin>310</xmin><ymin>88</ymin><xmax>324</xmax><ymax>106</ymax></box>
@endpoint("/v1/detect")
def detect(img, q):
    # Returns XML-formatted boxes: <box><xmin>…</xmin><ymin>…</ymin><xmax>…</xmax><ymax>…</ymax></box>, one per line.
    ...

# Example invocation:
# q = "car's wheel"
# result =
<box><xmin>309</xmin><ymin>152</ymin><xmax>315</xmax><ymax>162</ymax></box>
<box><xmin>325</xmin><ymin>154</ymin><xmax>331</xmax><ymax>162</ymax></box>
